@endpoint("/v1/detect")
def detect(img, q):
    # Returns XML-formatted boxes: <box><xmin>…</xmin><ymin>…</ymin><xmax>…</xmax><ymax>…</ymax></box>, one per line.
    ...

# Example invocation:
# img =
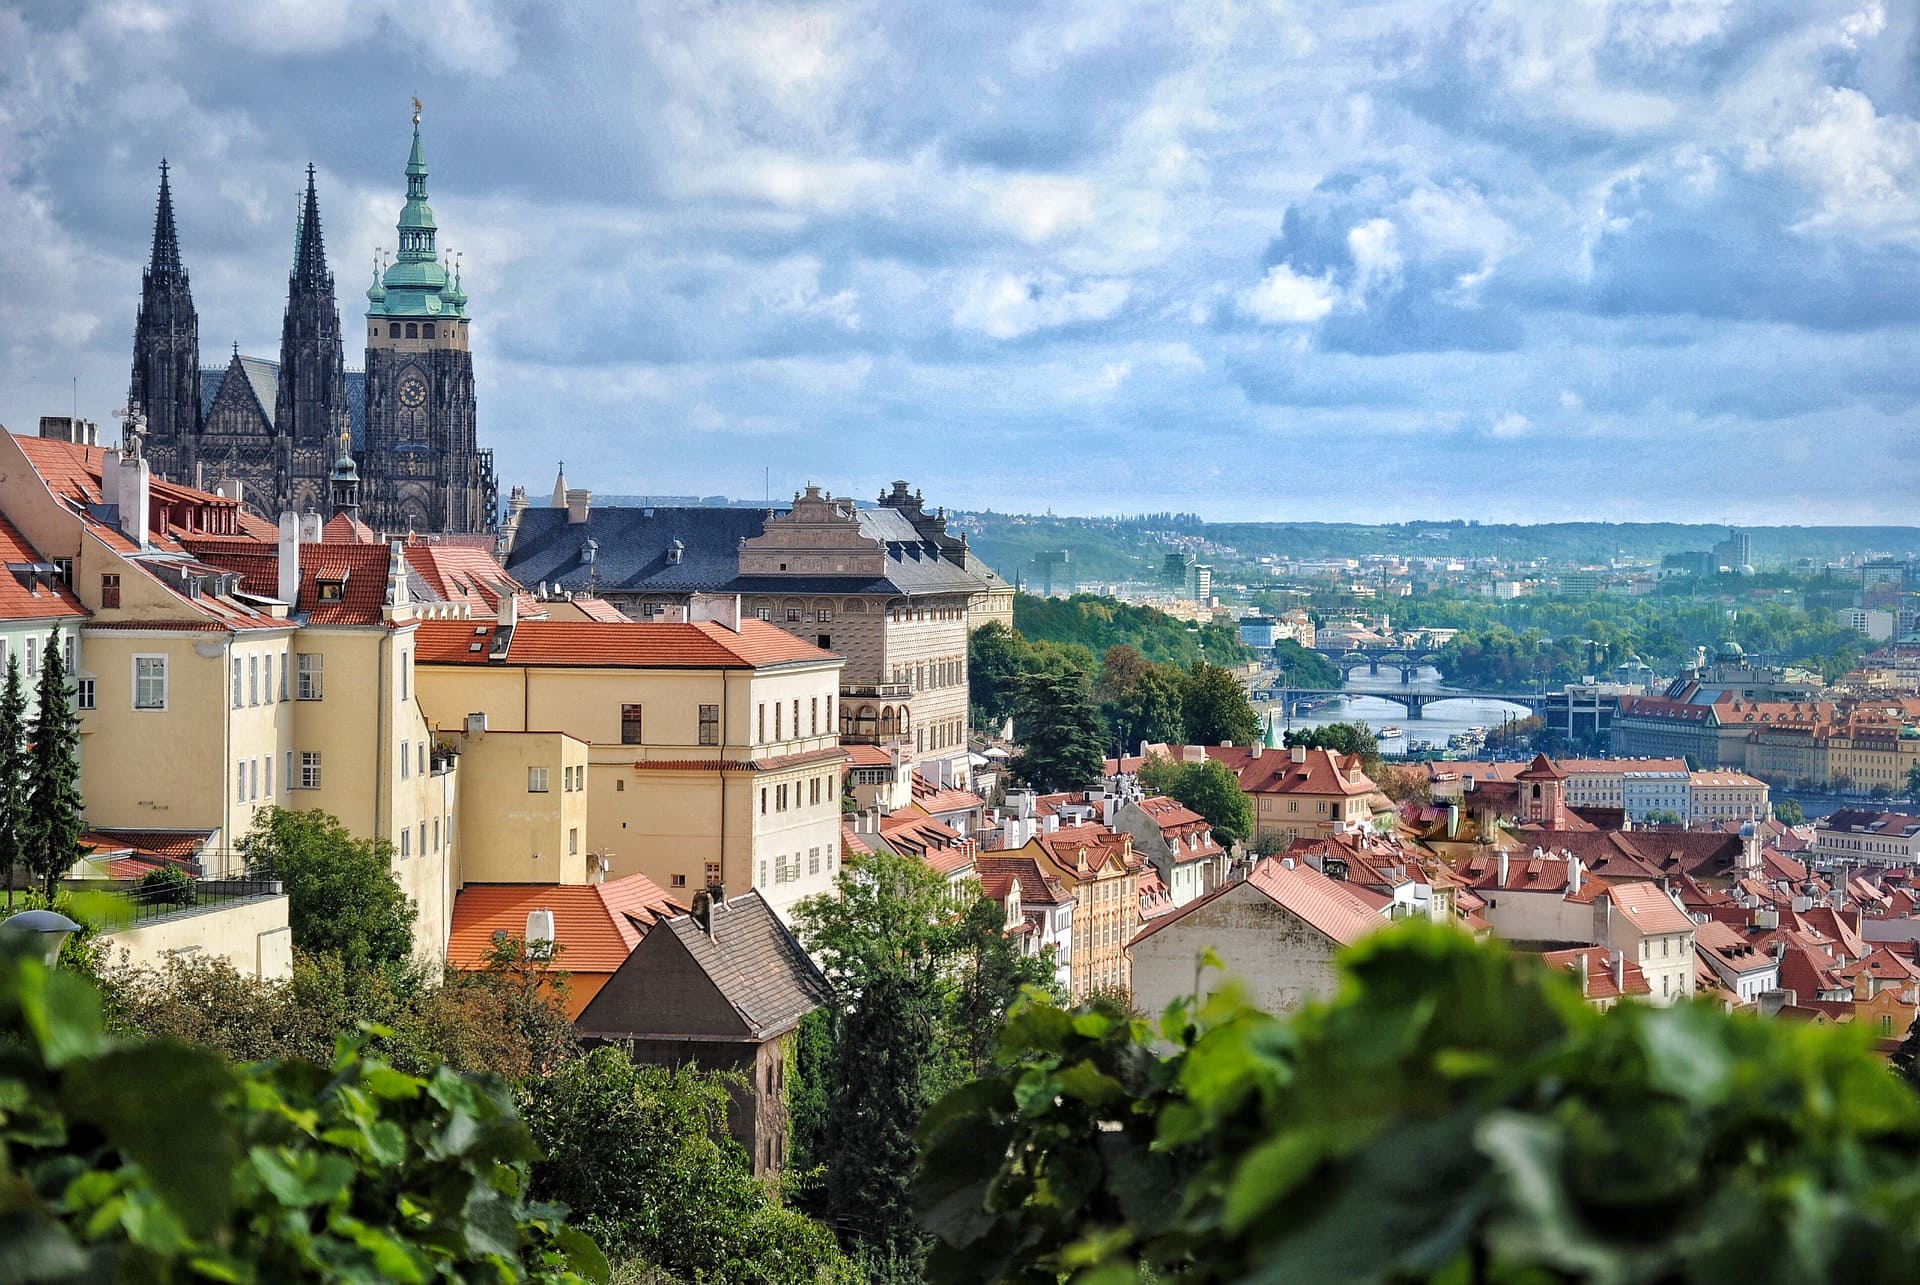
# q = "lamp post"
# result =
<box><xmin>1</xmin><ymin>909</ymin><xmax>81</xmax><ymax>965</ymax></box>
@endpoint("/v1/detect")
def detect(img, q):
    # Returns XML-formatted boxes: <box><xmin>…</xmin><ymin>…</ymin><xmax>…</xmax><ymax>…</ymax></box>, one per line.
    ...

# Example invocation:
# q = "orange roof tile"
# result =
<box><xmin>1604</xmin><ymin>881</ymin><xmax>1695</xmax><ymax>936</ymax></box>
<box><xmin>0</xmin><ymin>515</ymin><xmax>84</xmax><ymax>622</ymax></box>
<box><xmin>446</xmin><ymin>874</ymin><xmax>682</xmax><ymax>975</ymax></box>
<box><xmin>414</xmin><ymin>617</ymin><xmax>835</xmax><ymax>669</ymax></box>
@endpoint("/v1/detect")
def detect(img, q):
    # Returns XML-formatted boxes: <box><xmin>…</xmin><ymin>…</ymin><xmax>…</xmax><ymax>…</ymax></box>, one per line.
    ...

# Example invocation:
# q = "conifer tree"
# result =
<box><xmin>25</xmin><ymin>633</ymin><xmax>83</xmax><ymax>898</ymax></box>
<box><xmin>0</xmin><ymin>655</ymin><xmax>26</xmax><ymax>892</ymax></box>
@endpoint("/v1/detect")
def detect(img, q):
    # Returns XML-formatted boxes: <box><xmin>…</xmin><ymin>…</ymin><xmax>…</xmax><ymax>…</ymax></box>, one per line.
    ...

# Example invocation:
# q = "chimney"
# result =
<box><xmin>1281</xmin><ymin>856</ymin><xmax>1295</xmax><ymax>869</ymax></box>
<box><xmin>1496</xmin><ymin>850</ymin><xmax>1509</xmax><ymax>886</ymax></box>
<box><xmin>566</xmin><ymin>488</ymin><xmax>592</xmax><ymax>524</ymax></box>
<box><xmin>110</xmin><ymin>449</ymin><xmax>151</xmax><ymax>547</ymax></box>
<box><xmin>1250</xmin><ymin>741</ymin><xmax>1263</xmax><ymax>760</ymax></box>
<box><xmin>1291</xmin><ymin>745</ymin><xmax>1308</xmax><ymax>763</ymax></box>
<box><xmin>526</xmin><ymin>908</ymin><xmax>556</xmax><ymax>952</ymax></box>
<box><xmin>277</xmin><ymin>513</ymin><xmax>301</xmax><ymax>604</ymax></box>
<box><xmin>498</xmin><ymin>592</ymin><xmax>518</xmax><ymax>629</ymax></box>
<box><xmin>690</xmin><ymin>593</ymin><xmax>742</xmax><ymax>632</ymax></box>
<box><xmin>1569</xmin><ymin>856</ymin><xmax>1583</xmax><ymax>895</ymax></box>
<box><xmin>1610</xmin><ymin>948</ymin><xmax>1624</xmax><ymax>994</ymax></box>
<box><xmin>300</xmin><ymin>511</ymin><xmax>323</xmax><ymax>543</ymax></box>
<box><xmin>1043</xmin><ymin>814</ymin><xmax>1059</xmax><ymax>835</ymax></box>
<box><xmin>690</xmin><ymin>889</ymin><xmax>714</xmax><ymax>936</ymax></box>
<box><xmin>1576</xmin><ymin>950</ymin><xmax>1589</xmax><ymax>993</ymax></box>
<box><xmin>214</xmin><ymin>479</ymin><xmax>244</xmax><ymax>507</ymax></box>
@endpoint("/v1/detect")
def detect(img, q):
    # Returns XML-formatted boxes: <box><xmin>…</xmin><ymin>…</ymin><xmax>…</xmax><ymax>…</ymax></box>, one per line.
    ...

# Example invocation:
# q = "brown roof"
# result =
<box><xmin>1204</xmin><ymin>745</ymin><xmax>1375</xmax><ymax>797</ymax></box>
<box><xmin>1516</xmin><ymin>753</ymin><xmax>1566</xmax><ymax>781</ymax></box>
<box><xmin>651</xmin><ymin>893</ymin><xmax>832</xmax><ymax>1038</ymax></box>
<box><xmin>1241</xmin><ymin>858</ymin><xmax>1387</xmax><ymax>947</ymax></box>
<box><xmin>976</xmin><ymin>854</ymin><xmax>1071</xmax><ymax>907</ymax></box>
<box><xmin>446</xmin><ymin>873</ymin><xmax>683</xmax><ymax>975</ymax></box>
<box><xmin>1539</xmin><ymin>946</ymin><xmax>1651</xmax><ymax>1001</ymax></box>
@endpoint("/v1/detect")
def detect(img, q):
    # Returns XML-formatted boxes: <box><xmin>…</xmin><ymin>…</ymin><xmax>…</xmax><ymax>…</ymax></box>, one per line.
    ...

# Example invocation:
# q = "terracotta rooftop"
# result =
<box><xmin>1204</xmin><ymin>744</ymin><xmax>1376</xmax><ymax>797</ymax></box>
<box><xmin>1604</xmin><ymin>880</ymin><xmax>1695</xmax><ymax>937</ymax></box>
<box><xmin>447</xmin><ymin>873</ymin><xmax>682</xmax><ymax>975</ymax></box>
<box><xmin>414</xmin><ymin>617</ymin><xmax>836</xmax><ymax>669</ymax></box>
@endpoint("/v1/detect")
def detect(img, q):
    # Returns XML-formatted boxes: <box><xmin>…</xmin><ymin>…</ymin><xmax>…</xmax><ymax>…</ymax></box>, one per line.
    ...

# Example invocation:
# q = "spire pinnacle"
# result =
<box><xmin>292</xmin><ymin>164</ymin><xmax>330</xmax><ymax>291</ymax></box>
<box><xmin>147</xmin><ymin>159</ymin><xmax>184</xmax><ymax>283</ymax></box>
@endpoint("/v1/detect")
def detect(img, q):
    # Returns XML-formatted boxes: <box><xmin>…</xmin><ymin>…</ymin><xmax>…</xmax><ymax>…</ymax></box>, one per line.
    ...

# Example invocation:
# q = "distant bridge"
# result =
<box><xmin>1312</xmin><ymin>644</ymin><xmax>1446</xmax><ymax>683</ymax></box>
<box><xmin>1261</xmin><ymin>687</ymin><xmax>1548</xmax><ymax>720</ymax></box>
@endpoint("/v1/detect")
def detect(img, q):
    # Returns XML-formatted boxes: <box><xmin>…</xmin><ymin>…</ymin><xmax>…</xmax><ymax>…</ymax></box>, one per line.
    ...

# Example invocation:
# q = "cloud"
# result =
<box><xmin>3</xmin><ymin>0</ymin><xmax>1920</xmax><ymax>523</ymax></box>
<box><xmin>1238</xmin><ymin>263</ymin><xmax>1337</xmax><ymax>324</ymax></box>
<box><xmin>952</xmin><ymin>271</ymin><xmax>1130</xmax><ymax>339</ymax></box>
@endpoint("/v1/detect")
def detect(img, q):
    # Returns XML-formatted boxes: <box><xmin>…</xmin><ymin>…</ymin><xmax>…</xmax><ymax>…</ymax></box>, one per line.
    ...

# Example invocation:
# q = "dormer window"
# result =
<box><xmin>317</xmin><ymin>578</ymin><xmax>347</xmax><ymax>602</ymax></box>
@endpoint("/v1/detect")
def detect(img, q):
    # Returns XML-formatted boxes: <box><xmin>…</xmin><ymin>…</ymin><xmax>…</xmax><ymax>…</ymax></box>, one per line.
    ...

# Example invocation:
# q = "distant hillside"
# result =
<box><xmin>958</xmin><ymin>513</ymin><xmax>1920</xmax><ymax>579</ymax></box>
<box><xmin>1012</xmin><ymin>593</ymin><xmax>1251</xmax><ymax>666</ymax></box>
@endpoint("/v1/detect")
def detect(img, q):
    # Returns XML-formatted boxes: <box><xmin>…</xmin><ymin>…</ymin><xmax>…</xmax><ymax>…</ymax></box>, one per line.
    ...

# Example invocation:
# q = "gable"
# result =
<box><xmin>574</xmin><ymin>924</ymin><xmax>753</xmax><ymax>1041</ymax></box>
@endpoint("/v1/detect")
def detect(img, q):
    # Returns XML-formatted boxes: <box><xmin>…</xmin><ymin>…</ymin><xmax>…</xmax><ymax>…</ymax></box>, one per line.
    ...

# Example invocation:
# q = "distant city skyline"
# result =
<box><xmin>2</xmin><ymin>1</ymin><xmax>1917</xmax><ymax>524</ymax></box>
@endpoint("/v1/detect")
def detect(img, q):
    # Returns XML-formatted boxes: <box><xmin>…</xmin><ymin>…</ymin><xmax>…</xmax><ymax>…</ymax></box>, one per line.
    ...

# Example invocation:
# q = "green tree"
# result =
<box><xmin>1774</xmin><ymin>797</ymin><xmax>1806</xmax><ymax>826</ymax></box>
<box><xmin>1180</xmin><ymin>660</ymin><xmax>1260</xmax><ymax>746</ymax></box>
<box><xmin>1137</xmin><ymin>755</ymin><xmax>1254</xmax><ymax>848</ymax></box>
<box><xmin>1286</xmin><ymin>720</ymin><xmax>1384</xmax><ymax>779</ymax></box>
<box><xmin>917</xmin><ymin>923</ymin><xmax>1920</xmax><ymax>1284</ymax></box>
<box><xmin>1106</xmin><ymin>662</ymin><xmax>1186</xmax><ymax>752</ymax></box>
<box><xmin>24</xmin><ymin>633</ymin><xmax>84</xmax><ymax>899</ymax></box>
<box><xmin>0</xmin><ymin>932</ymin><xmax>607</xmax><ymax>1282</ymax></box>
<box><xmin>520</xmin><ymin>1046</ymin><xmax>859</xmax><ymax>1283</ymax></box>
<box><xmin>949</xmin><ymin>896</ymin><xmax>1063</xmax><ymax>1076</ymax></box>
<box><xmin>966</xmin><ymin>620</ymin><xmax>1027</xmax><ymax>730</ymax></box>
<box><xmin>1011</xmin><ymin>670</ymin><xmax>1107</xmax><ymax>792</ymax></box>
<box><xmin>0</xmin><ymin>654</ymin><xmax>26</xmax><ymax>891</ymax></box>
<box><xmin>1644</xmin><ymin>808</ymin><xmax>1686</xmax><ymax>826</ymax></box>
<box><xmin>238</xmin><ymin>806</ymin><xmax>416</xmax><ymax>972</ymax></box>
<box><xmin>794</xmin><ymin>851</ymin><xmax>960</xmax><ymax>1266</ymax></box>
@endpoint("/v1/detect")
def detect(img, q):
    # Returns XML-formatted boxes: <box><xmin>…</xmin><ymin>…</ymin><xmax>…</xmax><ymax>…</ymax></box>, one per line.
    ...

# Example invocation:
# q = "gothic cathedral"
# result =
<box><xmin>126</xmin><ymin>110</ymin><xmax>497</xmax><ymax>533</ymax></box>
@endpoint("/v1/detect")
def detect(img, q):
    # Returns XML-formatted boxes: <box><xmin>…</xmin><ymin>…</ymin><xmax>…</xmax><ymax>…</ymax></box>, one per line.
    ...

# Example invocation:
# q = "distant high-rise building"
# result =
<box><xmin>1163</xmin><ymin>551</ymin><xmax>1194</xmax><ymax>587</ymax></box>
<box><xmin>1713</xmin><ymin>528</ymin><xmax>1752</xmax><ymax>572</ymax></box>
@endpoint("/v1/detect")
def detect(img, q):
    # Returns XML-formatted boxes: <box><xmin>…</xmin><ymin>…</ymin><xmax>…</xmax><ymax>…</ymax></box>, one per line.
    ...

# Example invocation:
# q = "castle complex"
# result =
<box><xmin>125</xmin><ymin>107</ymin><xmax>495</xmax><ymax>533</ymax></box>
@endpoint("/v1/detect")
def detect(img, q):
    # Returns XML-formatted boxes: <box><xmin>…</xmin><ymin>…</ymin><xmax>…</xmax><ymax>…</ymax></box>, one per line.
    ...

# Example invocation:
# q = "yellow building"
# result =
<box><xmin>1006</xmin><ymin>822</ymin><xmax>1138</xmax><ymax>1001</ymax></box>
<box><xmin>413</xmin><ymin>603</ymin><xmax>846</xmax><ymax>919</ymax></box>
<box><xmin>0</xmin><ymin>430</ymin><xmax>459</xmax><ymax>962</ymax></box>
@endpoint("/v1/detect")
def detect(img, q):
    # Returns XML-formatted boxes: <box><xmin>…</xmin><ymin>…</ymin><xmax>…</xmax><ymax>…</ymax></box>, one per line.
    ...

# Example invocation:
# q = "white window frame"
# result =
<box><xmin>528</xmin><ymin>766</ymin><xmax>550</xmax><ymax>793</ymax></box>
<box><xmin>75</xmin><ymin>677</ymin><xmax>95</xmax><ymax>710</ymax></box>
<box><xmin>300</xmin><ymin>751</ymin><xmax>322</xmax><ymax>790</ymax></box>
<box><xmin>133</xmin><ymin>654</ymin><xmax>168</xmax><ymax>710</ymax></box>
<box><xmin>296</xmin><ymin>652</ymin><xmax>324</xmax><ymax>700</ymax></box>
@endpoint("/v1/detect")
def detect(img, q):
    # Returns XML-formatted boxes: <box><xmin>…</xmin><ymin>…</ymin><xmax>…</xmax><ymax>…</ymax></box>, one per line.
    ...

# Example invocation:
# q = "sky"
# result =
<box><xmin>1</xmin><ymin>1</ymin><xmax>1917</xmax><ymax>525</ymax></box>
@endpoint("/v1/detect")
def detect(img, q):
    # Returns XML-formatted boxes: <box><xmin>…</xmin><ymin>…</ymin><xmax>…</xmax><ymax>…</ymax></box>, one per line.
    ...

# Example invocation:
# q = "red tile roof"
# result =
<box><xmin>1516</xmin><ymin>752</ymin><xmax>1566</xmax><ymax>781</ymax></box>
<box><xmin>1604</xmin><ymin>881</ymin><xmax>1695</xmax><ymax>936</ymax></box>
<box><xmin>0</xmin><ymin>514</ymin><xmax>84</xmax><ymax>622</ymax></box>
<box><xmin>1204</xmin><ymin>745</ymin><xmax>1376</xmax><ymax>797</ymax></box>
<box><xmin>413</xmin><ymin>618</ymin><xmax>834</xmax><ymax>669</ymax></box>
<box><xmin>1133</xmin><ymin>857</ymin><xmax>1386</xmax><ymax>950</ymax></box>
<box><xmin>322</xmin><ymin>512</ymin><xmax>381</xmax><ymax>544</ymax></box>
<box><xmin>975</xmin><ymin>854</ymin><xmax>1071</xmax><ymax>907</ymax></box>
<box><xmin>403</xmin><ymin>542</ymin><xmax>525</xmax><ymax>613</ymax></box>
<box><xmin>447</xmin><ymin>874</ymin><xmax>682</xmax><ymax>975</ymax></box>
<box><xmin>1539</xmin><ymin>946</ymin><xmax>1651</xmax><ymax>1001</ymax></box>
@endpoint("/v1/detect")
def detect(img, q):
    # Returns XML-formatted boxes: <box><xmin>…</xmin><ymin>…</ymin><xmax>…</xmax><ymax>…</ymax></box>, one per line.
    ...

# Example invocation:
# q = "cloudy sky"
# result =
<box><xmin>2</xmin><ymin>1</ymin><xmax>1917</xmax><ymax>523</ymax></box>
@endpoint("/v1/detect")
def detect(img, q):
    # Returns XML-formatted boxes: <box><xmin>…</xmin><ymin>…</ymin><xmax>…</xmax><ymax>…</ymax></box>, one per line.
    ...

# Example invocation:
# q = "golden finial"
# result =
<box><xmin>411</xmin><ymin>96</ymin><xmax>423</xmax><ymax>125</ymax></box>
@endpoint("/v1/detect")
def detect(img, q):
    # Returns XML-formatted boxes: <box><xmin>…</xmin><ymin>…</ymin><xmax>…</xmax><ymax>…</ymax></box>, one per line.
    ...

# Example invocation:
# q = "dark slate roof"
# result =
<box><xmin>202</xmin><ymin>360</ymin><xmax>367</xmax><ymax>447</ymax></box>
<box><xmin>505</xmin><ymin>503</ymin><xmax>990</xmax><ymax>599</ymax></box>
<box><xmin>665</xmin><ymin>893</ymin><xmax>830</xmax><ymax>1038</ymax></box>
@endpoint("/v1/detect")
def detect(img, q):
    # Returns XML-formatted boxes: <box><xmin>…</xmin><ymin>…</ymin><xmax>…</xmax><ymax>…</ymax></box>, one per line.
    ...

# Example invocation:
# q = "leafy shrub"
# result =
<box><xmin>0</xmin><ymin>932</ymin><xmax>606</xmax><ymax>1281</ymax></box>
<box><xmin>136</xmin><ymin>864</ymin><xmax>196</xmax><ymax>907</ymax></box>
<box><xmin>917</xmin><ymin>922</ymin><xmax>1920</xmax><ymax>1283</ymax></box>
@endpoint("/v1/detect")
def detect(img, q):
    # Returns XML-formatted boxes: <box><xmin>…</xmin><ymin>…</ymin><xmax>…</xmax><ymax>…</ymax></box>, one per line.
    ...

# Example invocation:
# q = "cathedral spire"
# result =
<box><xmin>147</xmin><ymin>160</ymin><xmax>185</xmax><ymax>284</ymax></box>
<box><xmin>292</xmin><ymin>164</ymin><xmax>330</xmax><ymax>292</ymax></box>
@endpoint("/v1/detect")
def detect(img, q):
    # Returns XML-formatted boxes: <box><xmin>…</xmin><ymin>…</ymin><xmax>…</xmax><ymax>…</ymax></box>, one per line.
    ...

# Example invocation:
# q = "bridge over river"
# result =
<box><xmin>1258</xmin><ymin>676</ymin><xmax>1547</xmax><ymax>720</ymax></box>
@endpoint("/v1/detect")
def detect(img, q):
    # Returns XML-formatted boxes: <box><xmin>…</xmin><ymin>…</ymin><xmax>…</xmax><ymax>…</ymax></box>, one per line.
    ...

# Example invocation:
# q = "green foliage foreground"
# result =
<box><xmin>0</xmin><ymin>934</ymin><xmax>605</xmax><ymax>1282</ymax></box>
<box><xmin>916</xmin><ymin>923</ymin><xmax>1920</xmax><ymax>1284</ymax></box>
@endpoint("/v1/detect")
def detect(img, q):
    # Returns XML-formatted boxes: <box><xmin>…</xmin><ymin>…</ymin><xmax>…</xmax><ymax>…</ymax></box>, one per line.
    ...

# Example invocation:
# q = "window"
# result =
<box><xmin>265</xmin><ymin>755</ymin><xmax>273</xmax><ymax>798</ymax></box>
<box><xmin>101</xmin><ymin>574</ymin><xmax>120</xmax><ymax>608</ymax></box>
<box><xmin>62</xmin><ymin>635</ymin><xmax>74</xmax><ymax>673</ymax></box>
<box><xmin>263</xmin><ymin>654</ymin><xmax>273</xmax><ymax>703</ymax></box>
<box><xmin>671</xmin><ymin>873</ymin><xmax>687</xmax><ymax>888</ymax></box>
<box><xmin>810</xmin><ymin>777</ymin><xmax>821</xmax><ymax>805</ymax></box>
<box><xmin>405</xmin><ymin>322</ymin><xmax>418</xmax><ymax>339</ymax></box>
<box><xmin>134</xmin><ymin>656</ymin><xmax>167</xmax><ymax>709</ymax></box>
<box><xmin>279</xmin><ymin>655</ymin><xmax>289</xmax><ymax>701</ymax></box>
<box><xmin>76</xmin><ymin>678</ymin><xmax>94</xmax><ymax>710</ymax></box>
<box><xmin>777</xmin><ymin>783</ymin><xmax>788</xmax><ymax>811</ymax></box>
<box><xmin>811</xmin><ymin>696</ymin><xmax>818</xmax><ymax>735</ymax></box>
<box><xmin>760</xmin><ymin>859</ymin><xmax>768</xmax><ymax>885</ymax></box>
<box><xmin>568</xmin><ymin>828</ymin><xmax>579</xmax><ymax>856</ymax></box>
<box><xmin>422</xmin><ymin>323</ymin><xmax>435</xmax><ymax>340</ymax></box>
<box><xmin>705</xmin><ymin>861</ymin><xmax>722</xmax><ymax>886</ymax></box>
<box><xmin>400</xmin><ymin>651</ymin><xmax>409</xmax><ymax>701</ymax></box>
<box><xmin>786</xmin><ymin>607</ymin><xmax>801</xmax><ymax>622</ymax></box>
<box><xmin>400</xmin><ymin>828</ymin><xmax>411</xmax><ymax>859</ymax></box>
<box><xmin>758</xmin><ymin>703</ymin><xmax>766</xmax><ymax>741</ymax></box>
<box><xmin>616</xmin><ymin>778</ymin><xmax>624</xmax><ymax>792</ymax></box>
<box><xmin>248</xmin><ymin>655</ymin><xmax>259</xmax><ymax>705</ymax></box>
<box><xmin>793</xmin><ymin>699</ymin><xmax>799</xmax><ymax>735</ymax></box>
<box><xmin>232</xmin><ymin>657</ymin><xmax>242</xmax><ymax>708</ymax></box>
<box><xmin>400</xmin><ymin>746</ymin><xmax>410</xmax><ymax>779</ymax></box>
<box><xmin>433</xmin><ymin>817</ymin><xmax>439</xmax><ymax>850</ymax></box>
<box><xmin>528</xmin><ymin>766</ymin><xmax>549</xmax><ymax>793</ymax></box>
<box><xmin>296</xmin><ymin>653</ymin><xmax>323</xmax><ymax>700</ymax></box>
<box><xmin>236</xmin><ymin>760</ymin><xmax>246</xmax><ymax>804</ymax></box>
<box><xmin>816</xmin><ymin>608</ymin><xmax>832</xmax><ymax>623</ymax></box>
<box><xmin>300</xmin><ymin>751</ymin><xmax>322</xmax><ymax>789</ymax></box>
<box><xmin>388</xmin><ymin>322</ymin><xmax>401</xmax><ymax>339</ymax></box>
<box><xmin>418</xmin><ymin>742</ymin><xmax>426</xmax><ymax>776</ymax></box>
<box><xmin>621</xmin><ymin>703</ymin><xmax>644</xmax><ymax>744</ymax></box>
<box><xmin>699</xmin><ymin>704</ymin><xmax>719</xmax><ymax>746</ymax></box>
<box><xmin>809</xmin><ymin>846</ymin><xmax>821</xmax><ymax>875</ymax></box>
<box><xmin>775</xmin><ymin>703</ymin><xmax>782</xmax><ymax>740</ymax></box>
<box><xmin>760</xmin><ymin>788</ymin><xmax>767</xmax><ymax>815</ymax></box>
<box><xmin>756</xmin><ymin>607</ymin><xmax>771</xmax><ymax>621</ymax></box>
<box><xmin>286</xmin><ymin>749</ymin><xmax>294</xmax><ymax>790</ymax></box>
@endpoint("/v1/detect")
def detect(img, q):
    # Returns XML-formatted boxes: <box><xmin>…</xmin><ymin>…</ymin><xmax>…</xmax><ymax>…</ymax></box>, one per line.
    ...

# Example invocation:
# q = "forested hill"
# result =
<box><xmin>960</xmin><ymin>514</ymin><xmax>1920</xmax><ymax>582</ymax></box>
<box><xmin>1012</xmin><ymin>593</ymin><xmax>1252</xmax><ymax>666</ymax></box>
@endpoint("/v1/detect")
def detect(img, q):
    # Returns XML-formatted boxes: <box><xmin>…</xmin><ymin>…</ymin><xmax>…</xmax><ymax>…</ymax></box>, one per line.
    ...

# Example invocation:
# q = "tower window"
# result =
<box><xmin>389</xmin><ymin>323</ymin><xmax>401</xmax><ymax>339</ymax></box>
<box><xmin>422</xmin><ymin>323</ymin><xmax>435</xmax><ymax>339</ymax></box>
<box><xmin>405</xmin><ymin>323</ymin><xmax>418</xmax><ymax>339</ymax></box>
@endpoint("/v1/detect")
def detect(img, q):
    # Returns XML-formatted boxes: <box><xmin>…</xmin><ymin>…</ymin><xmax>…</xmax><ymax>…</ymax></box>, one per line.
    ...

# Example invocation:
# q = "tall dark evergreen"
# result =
<box><xmin>0</xmin><ymin>657</ymin><xmax>25</xmax><ymax>891</ymax></box>
<box><xmin>25</xmin><ymin>636</ymin><xmax>83</xmax><ymax>899</ymax></box>
<box><xmin>1011</xmin><ymin>671</ymin><xmax>1107</xmax><ymax>792</ymax></box>
<box><xmin>273</xmin><ymin>164</ymin><xmax>352</xmax><ymax>514</ymax></box>
<box><xmin>127</xmin><ymin>160</ymin><xmax>201</xmax><ymax>482</ymax></box>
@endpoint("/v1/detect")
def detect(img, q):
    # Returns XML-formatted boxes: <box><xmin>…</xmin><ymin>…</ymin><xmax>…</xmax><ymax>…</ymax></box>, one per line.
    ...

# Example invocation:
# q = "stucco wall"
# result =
<box><xmin>1131</xmin><ymin>882</ymin><xmax>1345</xmax><ymax>1019</ymax></box>
<box><xmin>98</xmin><ymin>892</ymin><xmax>293</xmax><ymax>981</ymax></box>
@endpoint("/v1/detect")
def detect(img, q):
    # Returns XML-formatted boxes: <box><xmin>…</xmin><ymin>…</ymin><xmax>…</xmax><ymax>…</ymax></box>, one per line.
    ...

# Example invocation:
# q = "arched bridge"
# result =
<box><xmin>1261</xmin><ymin>687</ymin><xmax>1549</xmax><ymax>720</ymax></box>
<box><xmin>1315</xmin><ymin>645</ymin><xmax>1445</xmax><ymax>683</ymax></box>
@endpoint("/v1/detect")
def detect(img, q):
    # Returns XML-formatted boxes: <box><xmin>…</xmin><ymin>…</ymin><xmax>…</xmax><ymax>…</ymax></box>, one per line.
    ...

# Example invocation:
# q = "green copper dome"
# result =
<box><xmin>367</xmin><ymin>109</ymin><xmax>465</xmax><ymax>320</ymax></box>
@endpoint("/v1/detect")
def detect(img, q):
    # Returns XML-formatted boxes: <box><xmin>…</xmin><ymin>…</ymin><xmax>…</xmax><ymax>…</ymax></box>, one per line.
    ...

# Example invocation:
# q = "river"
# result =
<box><xmin>1265</xmin><ymin>666</ymin><xmax>1538</xmax><ymax>758</ymax></box>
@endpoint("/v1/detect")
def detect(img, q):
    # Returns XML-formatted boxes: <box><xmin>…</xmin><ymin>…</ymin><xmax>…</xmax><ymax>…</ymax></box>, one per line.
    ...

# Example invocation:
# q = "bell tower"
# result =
<box><xmin>361</xmin><ymin>99</ymin><xmax>494</xmax><ymax>535</ymax></box>
<box><xmin>128</xmin><ymin>161</ymin><xmax>201</xmax><ymax>484</ymax></box>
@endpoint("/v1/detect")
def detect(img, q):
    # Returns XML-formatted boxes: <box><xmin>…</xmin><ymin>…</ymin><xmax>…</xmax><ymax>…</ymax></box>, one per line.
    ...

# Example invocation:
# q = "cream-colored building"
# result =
<box><xmin>414</xmin><ymin>603</ymin><xmax>846</xmax><ymax>920</ymax></box>
<box><xmin>0</xmin><ymin>429</ymin><xmax>459</xmax><ymax>962</ymax></box>
<box><xmin>1595</xmin><ymin>881</ymin><xmax>1695</xmax><ymax>1005</ymax></box>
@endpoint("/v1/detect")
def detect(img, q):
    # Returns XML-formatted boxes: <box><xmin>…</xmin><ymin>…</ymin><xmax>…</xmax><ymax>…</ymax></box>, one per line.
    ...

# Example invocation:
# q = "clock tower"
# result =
<box><xmin>361</xmin><ymin>102</ymin><xmax>496</xmax><ymax>534</ymax></box>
